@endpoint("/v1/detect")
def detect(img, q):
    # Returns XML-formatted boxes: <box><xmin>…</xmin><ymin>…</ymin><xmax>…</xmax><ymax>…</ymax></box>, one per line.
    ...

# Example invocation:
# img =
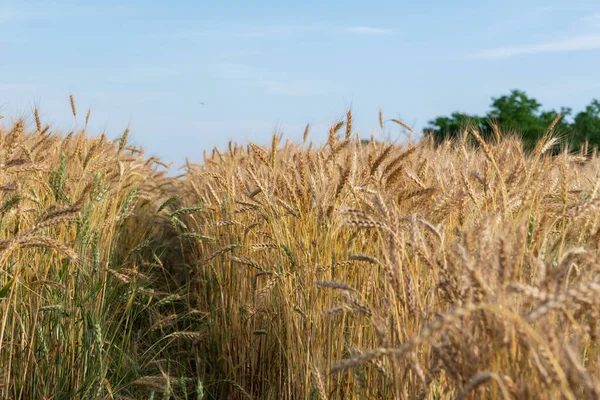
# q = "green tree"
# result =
<box><xmin>572</xmin><ymin>99</ymin><xmax>600</xmax><ymax>151</ymax></box>
<box><xmin>425</xmin><ymin>112</ymin><xmax>486</xmax><ymax>144</ymax></box>
<box><xmin>487</xmin><ymin>90</ymin><xmax>571</xmax><ymax>150</ymax></box>
<box><xmin>424</xmin><ymin>89</ymin><xmax>576</xmax><ymax>152</ymax></box>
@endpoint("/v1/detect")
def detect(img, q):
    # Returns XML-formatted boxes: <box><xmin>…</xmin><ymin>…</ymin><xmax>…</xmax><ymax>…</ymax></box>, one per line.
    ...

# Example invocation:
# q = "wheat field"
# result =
<box><xmin>2</xmin><ymin>106</ymin><xmax>600</xmax><ymax>399</ymax></box>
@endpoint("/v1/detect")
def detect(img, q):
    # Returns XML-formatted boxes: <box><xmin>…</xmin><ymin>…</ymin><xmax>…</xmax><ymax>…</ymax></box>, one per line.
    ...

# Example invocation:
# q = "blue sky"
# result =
<box><xmin>1</xmin><ymin>0</ymin><xmax>600</xmax><ymax>165</ymax></box>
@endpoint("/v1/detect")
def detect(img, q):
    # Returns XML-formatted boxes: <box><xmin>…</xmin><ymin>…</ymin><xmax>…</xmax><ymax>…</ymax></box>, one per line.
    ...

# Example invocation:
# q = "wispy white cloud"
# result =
<box><xmin>179</xmin><ymin>25</ymin><xmax>314</xmax><ymax>39</ymax></box>
<box><xmin>0</xmin><ymin>5</ymin><xmax>137</xmax><ymax>22</ymax></box>
<box><xmin>581</xmin><ymin>13</ymin><xmax>600</xmax><ymax>28</ymax></box>
<box><xmin>213</xmin><ymin>62</ymin><xmax>325</xmax><ymax>97</ymax></box>
<box><xmin>347</xmin><ymin>26</ymin><xmax>393</xmax><ymax>35</ymax></box>
<box><xmin>123</xmin><ymin>64</ymin><xmax>192</xmax><ymax>80</ymax></box>
<box><xmin>181</xmin><ymin>24</ymin><xmax>393</xmax><ymax>39</ymax></box>
<box><xmin>470</xmin><ymin>33</ymin><xmax>600</xmax><ymax>59</ymax></box>
<box><xmin>0</xmin><ymin>7</ymin><xmax>43</xmax><ymax>22</ymax></box>
<box><xmin>538</xmin><ymin>3</ymin><xmax>600</xmax><ymax>14</ymax></box>
<box><xmin>0</xmin><ymin>37</ymin><xmax>24</xmax><ymax>45</ymax></box>
<box><xmin>214</xmin><ymin>62</ymin><xmax>254</xmax><ymax>78</ymax></box>
<box><xmin>257</xmin><ymin>79</ymin><xmax>324</xmax><ymax>97</ymax></box>
<box><xmin>0</xmin><ymin>83</ymin><xmax>39</xmax><ymax>91</ymax></box>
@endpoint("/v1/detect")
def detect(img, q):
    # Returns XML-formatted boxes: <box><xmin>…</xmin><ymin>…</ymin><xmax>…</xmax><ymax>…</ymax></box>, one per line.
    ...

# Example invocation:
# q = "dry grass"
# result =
<box><xmin>0</xmin><ymin>108</ymin><xmax>201</xmax><ymax>399</ymax></box>
<box><xmin>4</xmin><ymin>106</ymin><xmax>600</xmax><ymax>399</ymax></box>
<box><xmin>177</xmin><ymin>115</ymin><xmax>600</xmax><ymax>399</ymax></box>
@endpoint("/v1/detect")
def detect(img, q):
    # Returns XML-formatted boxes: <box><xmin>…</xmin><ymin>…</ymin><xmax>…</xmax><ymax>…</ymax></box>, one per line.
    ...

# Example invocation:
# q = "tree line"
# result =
<box><xmin>423</xmin><ymin>89</ymin><xmax>600</xmax><ymax>152</ymax></box>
